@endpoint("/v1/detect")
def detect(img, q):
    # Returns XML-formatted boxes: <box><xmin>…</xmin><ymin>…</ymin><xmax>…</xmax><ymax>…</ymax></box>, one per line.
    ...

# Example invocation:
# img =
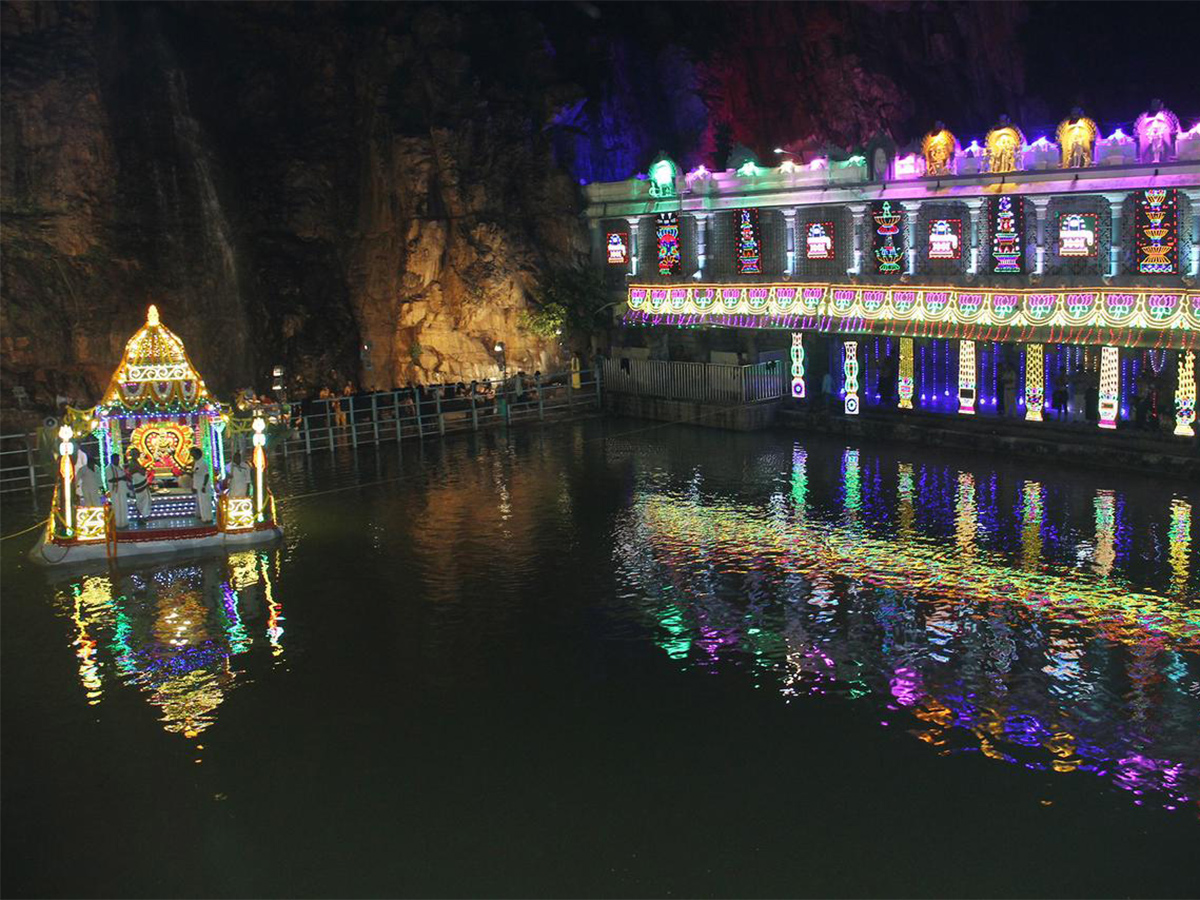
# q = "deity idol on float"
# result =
<box><xmin>30</xmin><ymin>305</ymin><xmax>283</xmax><ymax>566</ymax></box>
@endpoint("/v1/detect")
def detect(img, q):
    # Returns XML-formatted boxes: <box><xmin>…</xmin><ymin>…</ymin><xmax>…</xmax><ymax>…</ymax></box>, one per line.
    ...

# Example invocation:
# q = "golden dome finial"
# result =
<box><xmin>147</xmin><ymin>304</ymin><xmax>160</xmax><ymax>326</ymax></box>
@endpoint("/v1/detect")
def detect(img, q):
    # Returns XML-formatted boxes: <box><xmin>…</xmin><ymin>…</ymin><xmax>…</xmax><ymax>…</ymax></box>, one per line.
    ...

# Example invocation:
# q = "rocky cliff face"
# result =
<box><xmin>1</xmin><ymin>2</ymin><xmax>587</xmax><ymax>410</ymax></box>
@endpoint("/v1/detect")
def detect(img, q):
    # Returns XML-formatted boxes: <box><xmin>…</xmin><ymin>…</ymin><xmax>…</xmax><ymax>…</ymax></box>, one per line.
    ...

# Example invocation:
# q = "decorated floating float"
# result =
<box><xmin>30</xmin><ymin>305</ymin><xmax>282</xmax><ymax>566</ymax></box>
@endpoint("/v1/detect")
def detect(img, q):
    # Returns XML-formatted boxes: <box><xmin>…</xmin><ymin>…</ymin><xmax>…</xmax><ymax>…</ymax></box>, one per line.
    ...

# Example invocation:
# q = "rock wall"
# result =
<box><xmin>1</xmin><ymin>2</ymin><xmax>587</xmax><ymax>412</ymax></box>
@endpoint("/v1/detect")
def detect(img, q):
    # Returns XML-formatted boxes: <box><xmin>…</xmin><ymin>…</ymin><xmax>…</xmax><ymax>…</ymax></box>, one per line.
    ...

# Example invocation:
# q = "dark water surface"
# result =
<box><xmin>3</xmin><ymin>419</ymin><xmax>1198</xmax><ymax>897</ymax></box>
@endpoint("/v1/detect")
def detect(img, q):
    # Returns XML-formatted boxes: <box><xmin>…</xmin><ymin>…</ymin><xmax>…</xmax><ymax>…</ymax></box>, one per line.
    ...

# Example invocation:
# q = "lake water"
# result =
<box><xmin>3</xmin><ymin>418</ymin><xmax>1198</xmax><ymax>897</ymax></box>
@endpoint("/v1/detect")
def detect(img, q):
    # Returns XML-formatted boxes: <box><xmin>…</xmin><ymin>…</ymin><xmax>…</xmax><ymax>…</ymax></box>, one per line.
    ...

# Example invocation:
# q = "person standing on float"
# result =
<box><xmin>127</xmin><ymin>450</ymin><xmax>152</xmax><ymax>525</ymax></box>
<box><xmin>109</xmin><ymin>453</ymin><xmax>132</xmax><ymax>529</ymax></box>
<box><xmin>189</xmin><ymin>447</ymin><xmax>215</xmax><ymax>523</ymax></box>
<box><xmin>226</xmin><ymin>451</ymin><xmax>252</xmax><ymax>498</ymax></box>
<box><xmin>75</xmin><ymin>453</ymin><xmax>102</xmax><ymax>508</ymax></box>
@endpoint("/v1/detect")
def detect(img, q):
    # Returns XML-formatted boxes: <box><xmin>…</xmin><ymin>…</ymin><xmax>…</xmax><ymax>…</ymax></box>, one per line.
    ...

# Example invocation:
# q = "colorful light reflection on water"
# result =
<box><xmin>51</xmin><ymin>550</ymin><xmax>284</xmax><ymax>740</ymax></box>
<box><xmin>615</xmin><ymin>441</ymin><xmax>1199</xmax><ymax>815</ymax></box>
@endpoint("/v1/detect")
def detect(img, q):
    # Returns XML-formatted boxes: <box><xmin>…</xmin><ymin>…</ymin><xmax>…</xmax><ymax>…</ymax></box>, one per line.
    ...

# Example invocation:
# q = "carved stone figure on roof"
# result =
<box><xmin>1057</xmin><ymin>108</ymin><xmax>1097</xmax><ymax>168</ymax></box>
<box><xmin>984</xmin><ymin>115</ymin><xmax>1025</xmax><ymax>174</ymax></box>
<box><xmin>921</xmin><ymin>122</ymin><xmax>958</xmax><ymax>176</ymax></box>
<box><xmin>1134</xmin><ymin>99</ymin><xmax>1181</xmax><ymax>164</ymax></box>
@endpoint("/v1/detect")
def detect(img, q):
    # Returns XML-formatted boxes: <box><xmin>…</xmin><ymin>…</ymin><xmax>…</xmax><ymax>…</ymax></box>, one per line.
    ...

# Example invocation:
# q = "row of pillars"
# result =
<box><xmin>788</xmin><ymin>334</ymin><xmax>1197</xmax><ymax>436</ymax></box>
<box><xmin>611</xmin><ymin>193</ymin><xmax>1200</xmax><ymax>278</ymax></box>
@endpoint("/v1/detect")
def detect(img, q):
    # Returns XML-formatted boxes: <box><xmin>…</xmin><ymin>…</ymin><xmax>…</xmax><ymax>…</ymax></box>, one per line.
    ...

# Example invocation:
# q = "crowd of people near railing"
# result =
<box><xmin>279</xmin><ymin>367</ymin><xmax>596</xmax><ymax>430</ymax></box>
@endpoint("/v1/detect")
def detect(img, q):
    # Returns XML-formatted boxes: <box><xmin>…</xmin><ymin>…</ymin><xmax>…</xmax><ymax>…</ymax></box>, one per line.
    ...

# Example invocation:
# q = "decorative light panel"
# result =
<box><xmin>1058</xmin><ymin>213</ymin><xmax>1098</xmax><ymax>257</ymax></box>
<box><xmin>1025</xmin><ymin>344</ymin><xmax>1044</xmax><ymax>421</ymax></box>
<box><xmin>898</xmin><ymin>338</ymin><xmax>914</xmax><ymax>409</ymax></box>
<box><xmin>606</xmin><ymin>231</ymin><xmax>629</xmax><ymax>265</ymax></box>
<box><xmin>226</xmin><ymin>497</ymin><xmax>255</xmax><ymax>531</ymax></box>
<box><xmin>958</xmin><ymin>340</ymin><xmax>976</xmax><ymax>414</ymax></box>
<box><xmin>928</xmin><ymin>219</ymin><xmax>962</xmax><ymax>260</ymax></box>
<box><xmin>1176</xmin><ymin>351</ymin><xmax>1196</xmax><ymax>437</ymax></box>
<box><xmin>1098</xmin><ymin>345</ymin><xmax>1119</xmax><ymax>429</ymax></box>
<box><xmin>656</xmin><ymin>212</ymin><xmax>682</xmax><ymax>276</ymax></box>
<box><xmin>843</xmin><ymin>341</ymin><xmax>859</xmax><ymax>415</ymax></box>
<box><xmin>871</xmin><ymin>201</ymin><xmax>905</xmax><ymax>276</ymax></box>
<box><xmin>805</xmin><ymin>222</ymin><xmax>835</xmax><ymax>260</ymax></box>
<box><xmin>1135</xmin><ymin>189</ymin><xmax>1178</xmax><ymax>274</ymax></box>
<box><xmin>75</xmin><ymin>506</ymin><xmax>106</xmax><ymax>542</ymax></box>
<box><xmin>989</xmin><ymin>196</ymin><xmax>1026</xmax><ymax>274</ymax></box>
<box><xmin>735</xmin><ymin>209</ymin><xmax>762</xmax><ymax>274</ymax></box>
<box><xmin>790</xmin><ymin>332</ymin><xmax>806</xmax><ymax>399</ymax></box>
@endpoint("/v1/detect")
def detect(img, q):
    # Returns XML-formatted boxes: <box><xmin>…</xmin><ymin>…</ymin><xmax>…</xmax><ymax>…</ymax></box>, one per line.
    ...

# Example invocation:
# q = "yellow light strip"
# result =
<box><xmin>626</xmin><ymin>283</ymin><xmax>1200</xmax><ymax>339</ymax></box>
<box><xmin>1025</xmin><ymin>344</ymin><xmax>1044</xmax><ymax>421</ymax></box>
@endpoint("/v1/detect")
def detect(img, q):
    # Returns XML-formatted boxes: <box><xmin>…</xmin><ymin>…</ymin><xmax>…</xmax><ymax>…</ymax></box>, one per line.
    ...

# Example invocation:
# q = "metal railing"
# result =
<box><xmin>600</xmin><ymin>358</ymin><xmax>785</xmax><ymax>405</ymax></box>
<box><xmin>0</xmin><ymin>432</ymin><xmax>51</xmax><ymax>495</ymax></box>
<box><xmin>275</xmin><ymin>368</ymin><xmax>602</xmax><ymax>456</ymax></box>
<box><xmin>0</xmin><ymin>369</ymin><xmax>602</xmax><ymax>495</ymax></box>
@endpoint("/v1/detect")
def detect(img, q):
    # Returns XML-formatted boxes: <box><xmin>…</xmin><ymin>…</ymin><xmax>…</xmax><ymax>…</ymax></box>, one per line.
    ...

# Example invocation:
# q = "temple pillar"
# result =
<box><xmin>589</xmin><ymin>219</ymin><xmax>605</xmax><ymax>267</ymax></box>
<box><xmin>901</xmin><ymin>201</ymin><xmax>921</xmax><ymax>275</ymax></box>
<box><xmin>1104</xmin><ymin>193</ymin><xmax>1123</xmax><ymax>277</ymax></box>
<box><xmin>624</xmin><ymin>217</ymin><xmax>643</xmax><ymax>277</ymax></box>
<box><xmin>966</xmin><ymin>198</ymin><xmax>985</xmax><ymax>275</ymax></box>
<box><xmin>783</xmin><ymin>208</ymin><xmax>798</xmax><ymax>275</ymax></box>
<box><xmin>1030</xmin><ymin>196</ymin><xmax>1050</xmax><ymax>274</ymax></box>
<box><xmin>848</xmin><ymin>203</ymin><xmax>867</xmax><ymax>275</ymax></box>
<box><xmin>693</xmin><ymin>212</ymin><xmax>710</xmax><ymax>278</ymax></box>
<box><xmin>1024</xmin><ymin>343</ymin><xmax>1044</xmax><ymax>421</ymax></box>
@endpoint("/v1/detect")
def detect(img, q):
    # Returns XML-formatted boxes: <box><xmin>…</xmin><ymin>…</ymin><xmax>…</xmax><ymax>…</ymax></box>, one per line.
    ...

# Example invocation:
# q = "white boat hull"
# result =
<box><xmin>28</xmin><ymin>526</ymin><xmax>282</xmax><ymax>567</ymax></box>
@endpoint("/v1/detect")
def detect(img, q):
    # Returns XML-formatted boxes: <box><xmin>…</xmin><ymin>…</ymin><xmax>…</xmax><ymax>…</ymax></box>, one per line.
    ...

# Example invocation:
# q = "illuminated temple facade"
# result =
<box><xmin>585</xmin><ymin>107</ymin><xmax>1200</xmax><ymax>434</ymax></box>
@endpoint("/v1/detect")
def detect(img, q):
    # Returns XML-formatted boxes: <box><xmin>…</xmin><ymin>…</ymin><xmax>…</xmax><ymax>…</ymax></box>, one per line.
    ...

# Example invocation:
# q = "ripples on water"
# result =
<box><xmin>23</xmin><ymin>421</ymin><xmax>1200</xmax><ymax>824</ymax></box>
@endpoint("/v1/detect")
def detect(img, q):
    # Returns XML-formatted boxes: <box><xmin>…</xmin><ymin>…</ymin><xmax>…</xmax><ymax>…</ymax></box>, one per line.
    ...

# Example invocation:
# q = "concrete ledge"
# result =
<box><xmin>779</xmin><ymin>407</ymin><xmax>1200</xmax><ymax>477</ymax></box>
<box><xmin>604</xmin><ymin>394</ymin><xmax>780</xmax><ymax>431</ymax></box>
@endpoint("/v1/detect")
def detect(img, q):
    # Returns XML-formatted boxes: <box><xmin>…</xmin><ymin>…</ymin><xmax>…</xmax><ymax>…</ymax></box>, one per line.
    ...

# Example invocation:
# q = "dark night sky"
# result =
<box><xmin>532</xmin><ymin>0</ymin><xmax>1199</xmax><ymax>179</ymax></box>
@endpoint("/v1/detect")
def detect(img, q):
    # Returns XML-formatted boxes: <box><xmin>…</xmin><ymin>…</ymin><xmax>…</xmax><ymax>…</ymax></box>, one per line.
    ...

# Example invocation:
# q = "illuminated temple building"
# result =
<box><xmin>586</xmin><ymin>106</ymin><xmax>1200</xmax><ymax>436</ymax></box>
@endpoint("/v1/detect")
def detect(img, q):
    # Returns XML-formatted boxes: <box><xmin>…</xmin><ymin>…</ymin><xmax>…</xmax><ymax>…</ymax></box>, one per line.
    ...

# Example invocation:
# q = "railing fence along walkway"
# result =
<box><xmin>601</xmin><ymin>358</ymin><xmax>786</xmax><ymax>405</ymax></box>
<box><xmin>0</xmin><ymin>368</ymin><xmax>602</xmax><ymax>496</ymax></box>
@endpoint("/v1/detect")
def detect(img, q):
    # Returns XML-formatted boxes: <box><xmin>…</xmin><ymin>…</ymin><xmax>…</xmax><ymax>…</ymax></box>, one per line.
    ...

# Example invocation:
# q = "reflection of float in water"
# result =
<box><xmin>54</xmin><ymin>550</ymin><xmax>285</xmax><ymax>738</ymax></box>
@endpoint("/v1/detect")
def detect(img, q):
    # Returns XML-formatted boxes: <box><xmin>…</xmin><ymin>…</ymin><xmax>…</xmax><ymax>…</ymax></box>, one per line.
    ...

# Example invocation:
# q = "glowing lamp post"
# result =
<box><xmin>252</xmin><ymin>416</ymin><xmax>267</xmax><ymax>520</ymax></box>
<box><xmin>58</xmin><ymin>424</ymin><xmax>75</xmax><ymax>533</ymax></box>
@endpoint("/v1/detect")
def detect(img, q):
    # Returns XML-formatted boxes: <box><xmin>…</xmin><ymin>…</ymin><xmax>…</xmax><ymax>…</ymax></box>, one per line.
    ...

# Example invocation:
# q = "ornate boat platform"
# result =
<box><xmin>30</xmin><ymin>305</ymin><xmax>282</xmax><ymax>567</ymax></box>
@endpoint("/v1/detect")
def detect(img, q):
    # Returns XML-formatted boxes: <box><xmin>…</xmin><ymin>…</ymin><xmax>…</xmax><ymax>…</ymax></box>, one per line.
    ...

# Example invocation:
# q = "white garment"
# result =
<box><xmin>130</xmin><ymin>470</ymin><xmax>152</xmax><ymax>520</ymax></box>
<box><xmin>75</xmin><ymin>466</ymin><xmax>102</xmax><ymax>507</ymax></box>
<box><xmin>194</xmin><ymin>465</ymin><xmax>214</xmax><ymax>523</ymax></box>
<box><xmin>111</xmin><ymin>470</ymin><xmax>131</xmax><ymax>528</ymax></box>
<box><xmin>227</xmin><ymin>461</ymin><xmax>252</xmax><ymax>498</ymax></box>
